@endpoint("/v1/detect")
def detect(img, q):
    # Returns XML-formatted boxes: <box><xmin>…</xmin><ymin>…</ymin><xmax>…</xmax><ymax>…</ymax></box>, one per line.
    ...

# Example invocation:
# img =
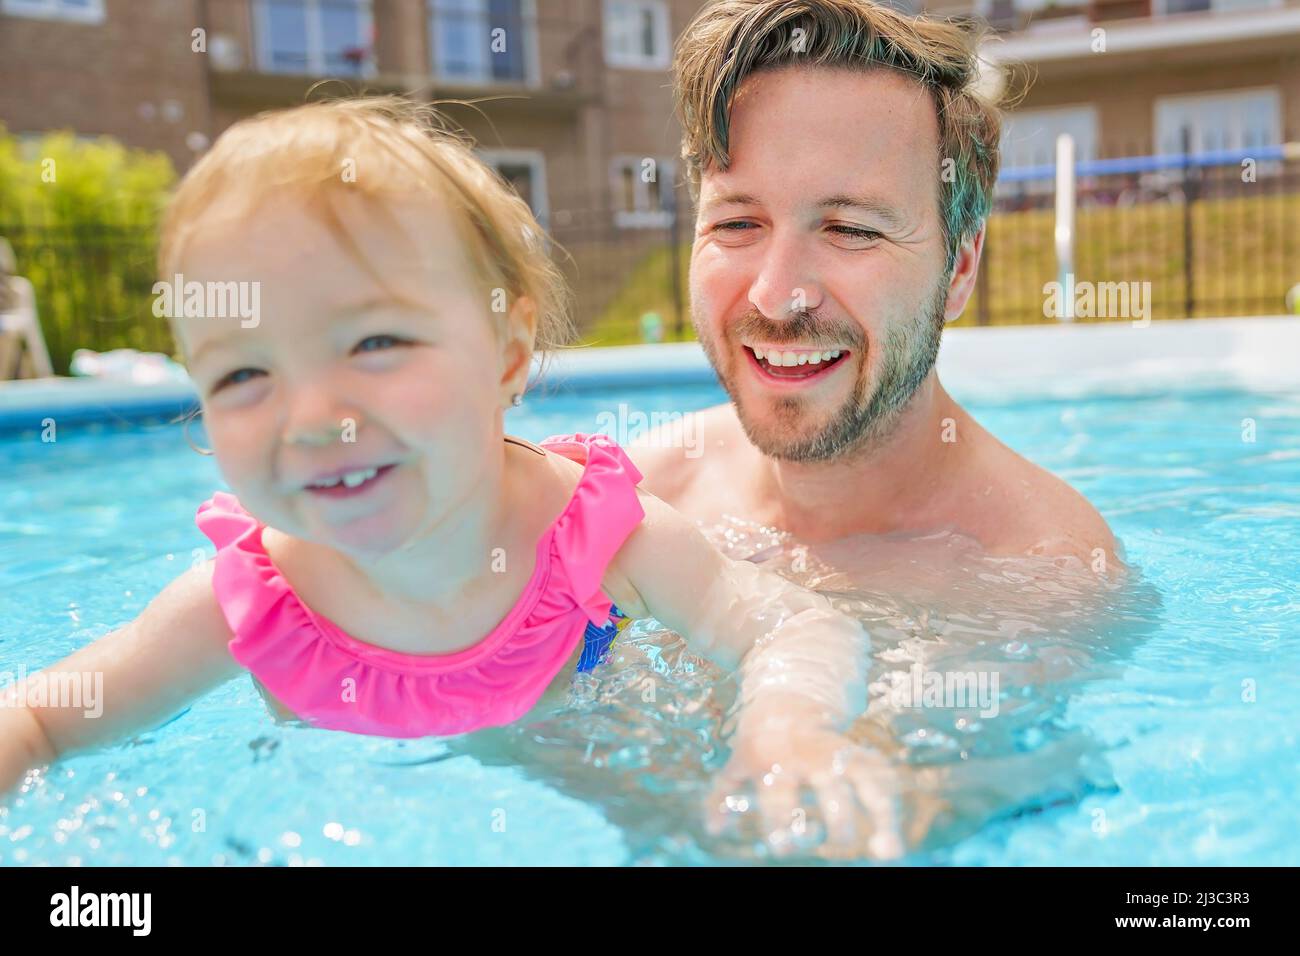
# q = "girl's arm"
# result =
<box><xmin>0</xmin><ymin>561</ymin><xmax>244</xmax><ymax>795</ymax></box>
<box><xmin>604</xmin><ymin>490</ymin><xmax>902</xmax><ymax>859</ymax></box>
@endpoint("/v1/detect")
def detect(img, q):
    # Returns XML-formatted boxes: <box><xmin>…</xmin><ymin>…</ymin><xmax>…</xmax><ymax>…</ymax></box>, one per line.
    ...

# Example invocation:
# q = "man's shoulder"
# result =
<box><xmin>625</xmin><ymin>402</ymin><xmax>739</xmax><ymax>504</ymax></box>
<box><xmin>976</xmin><ymin>441</ymin><xmax>1117</xmax><ymax>565</ymax></box>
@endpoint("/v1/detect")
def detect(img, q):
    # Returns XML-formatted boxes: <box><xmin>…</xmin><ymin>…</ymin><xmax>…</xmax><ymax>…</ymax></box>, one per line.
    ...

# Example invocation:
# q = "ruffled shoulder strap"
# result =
<box><xmin>195</xmin><ymin>492</ymin><xmax>293</xmax><ymax>638</ymax></box>
<box><xmin>539</xmin><ymin>433</ymin><xmax>645</xmax><ymax>626</ymax></box>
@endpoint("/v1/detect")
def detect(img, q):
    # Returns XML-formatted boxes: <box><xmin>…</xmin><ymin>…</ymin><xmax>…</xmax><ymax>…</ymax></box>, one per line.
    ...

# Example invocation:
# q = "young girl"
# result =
<box><xmin>0</xmin><ymin>98</ymin><xmax>900</xmax><ymax>858</ymax></box>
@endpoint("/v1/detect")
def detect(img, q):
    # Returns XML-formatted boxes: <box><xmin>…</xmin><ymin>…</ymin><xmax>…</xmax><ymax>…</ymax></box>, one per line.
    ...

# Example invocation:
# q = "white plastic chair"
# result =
<box><xmin>0</xmin><ymin>237</ymin><xmax>55</xmax><ymax>379</ymax></box>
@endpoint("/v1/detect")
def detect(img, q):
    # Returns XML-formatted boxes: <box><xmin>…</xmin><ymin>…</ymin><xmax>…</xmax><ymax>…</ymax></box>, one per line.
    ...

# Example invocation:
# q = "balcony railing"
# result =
<box><xmin>969</xmin><ymin>0</ymin><xmax>1285</xmax><ymax>33</ymax></box>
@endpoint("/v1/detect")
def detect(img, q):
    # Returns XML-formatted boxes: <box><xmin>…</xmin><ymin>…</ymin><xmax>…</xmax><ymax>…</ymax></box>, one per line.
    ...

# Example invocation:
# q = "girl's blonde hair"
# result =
<box><xmin>158</xmin><ymin>95</ymin><xmax>573</xmax><ymax>353</ymax></box>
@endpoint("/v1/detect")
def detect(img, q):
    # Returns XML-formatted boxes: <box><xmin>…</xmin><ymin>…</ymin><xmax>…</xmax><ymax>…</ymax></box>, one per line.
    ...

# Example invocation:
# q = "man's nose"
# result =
<box><xmin>747</xmin><ymin>233</ymin><xmax>825</xmax><ymax>320</ymax></box>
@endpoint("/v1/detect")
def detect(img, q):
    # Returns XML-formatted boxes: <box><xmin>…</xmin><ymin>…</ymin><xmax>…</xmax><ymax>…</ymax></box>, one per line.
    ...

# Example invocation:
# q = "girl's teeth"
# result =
<box><xmin>341</xmin><ymin>468</ymin><xmax>378</xmax><ymax>488</ymax></box>
<box><xmin>311</xmin><ymin>467</ymin><xmax>379</xmax><ymax>489</ymax></box>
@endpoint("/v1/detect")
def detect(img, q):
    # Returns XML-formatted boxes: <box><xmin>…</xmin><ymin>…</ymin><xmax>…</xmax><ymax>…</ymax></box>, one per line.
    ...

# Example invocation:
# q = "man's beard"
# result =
<box><xmin>697</xmin><ymin>281</ymin><xmax>948</xmax><ymax>464</ymax></box>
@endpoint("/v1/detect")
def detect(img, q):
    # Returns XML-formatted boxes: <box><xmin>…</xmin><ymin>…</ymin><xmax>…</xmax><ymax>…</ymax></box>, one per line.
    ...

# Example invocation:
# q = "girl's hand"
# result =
<box><xmin>705</xmin><ymin>703</ymin><xmax>905</xmax><ymax>860</ymax></box>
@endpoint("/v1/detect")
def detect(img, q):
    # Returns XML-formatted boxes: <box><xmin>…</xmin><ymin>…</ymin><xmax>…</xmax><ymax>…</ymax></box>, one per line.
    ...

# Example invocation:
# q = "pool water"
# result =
<box><xmin>1</xmin><ymin>381</ymin><xmax>1297</xmax><ymax>865</ymax></box>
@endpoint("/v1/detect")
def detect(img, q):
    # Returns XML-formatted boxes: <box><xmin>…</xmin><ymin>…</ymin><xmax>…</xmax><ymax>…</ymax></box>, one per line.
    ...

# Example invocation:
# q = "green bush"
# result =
<box><xmin>0</xmin><ymin>125</ymin><xmax>176</xmax><ymax>374</ymax></box>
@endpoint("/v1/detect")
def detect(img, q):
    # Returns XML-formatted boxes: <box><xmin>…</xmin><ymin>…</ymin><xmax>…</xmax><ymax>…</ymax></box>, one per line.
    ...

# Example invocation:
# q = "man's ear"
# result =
<box><xmin>500</xmin><ymin>294</ymin><xmax>538</xmax><ymax>399</ymax></box>
<box><xmin>943</xmin><ymin>225</ymin><xmax>985</xmax><ymax>323</ymax></box>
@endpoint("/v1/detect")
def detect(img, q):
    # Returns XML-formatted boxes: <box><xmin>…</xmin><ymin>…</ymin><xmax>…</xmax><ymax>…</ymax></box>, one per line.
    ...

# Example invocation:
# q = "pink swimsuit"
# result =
<box><xmin>195</xmin><ymin>433</ymin><xmax>645</xmax><ymax>738</ymax></box>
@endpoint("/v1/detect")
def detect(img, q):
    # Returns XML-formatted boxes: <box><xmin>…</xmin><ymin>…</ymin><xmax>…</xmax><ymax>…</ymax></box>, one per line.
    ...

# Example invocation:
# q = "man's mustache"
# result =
<box><xmin>731</xmin><ymin>310</ymin><xmax>866</xmax><ymax>350</ymax></box>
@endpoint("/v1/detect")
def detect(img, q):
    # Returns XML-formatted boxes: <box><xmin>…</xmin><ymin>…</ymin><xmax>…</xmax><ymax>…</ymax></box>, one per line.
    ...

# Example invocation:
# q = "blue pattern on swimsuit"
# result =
<box><xmin>576</xmin><ymin>603</ymin><xmax>628</xmax><ymax>673</ymax></box>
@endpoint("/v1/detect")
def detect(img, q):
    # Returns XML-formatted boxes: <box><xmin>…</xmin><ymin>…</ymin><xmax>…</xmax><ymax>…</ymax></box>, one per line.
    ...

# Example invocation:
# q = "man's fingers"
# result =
<box><xmin>704</xmin><ymin>770</ymin><xmax>752</xmax><ymax>838</ymax></box>
<box><xmin>844</xmin><ymin>757</ymin><xmax>906</xmax><ymax>860</ymax></box>
<box><xmin>755</xmin><ymin>771</ymin><xmax>804</xmax><ymax>851</ymax></box>
<box><xmin>812</xmin><ymin>774</ymin><xmax>861</xmax><ymax>849</ymax></box>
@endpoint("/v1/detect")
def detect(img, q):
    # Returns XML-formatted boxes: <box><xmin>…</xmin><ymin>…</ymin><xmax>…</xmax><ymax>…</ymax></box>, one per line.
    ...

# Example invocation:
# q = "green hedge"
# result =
<box><xmin>0</xmin><ymin>126</ymin><xmax>176</xmax><ymax>374</ymax></box>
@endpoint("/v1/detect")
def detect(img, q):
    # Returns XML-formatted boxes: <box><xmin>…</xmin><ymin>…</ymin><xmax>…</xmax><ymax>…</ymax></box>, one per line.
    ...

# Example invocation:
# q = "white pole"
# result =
<box><xmin>1054</xmin><ymin>132</ymin><xmax>1077</xmax><ymax>322</ymax></box>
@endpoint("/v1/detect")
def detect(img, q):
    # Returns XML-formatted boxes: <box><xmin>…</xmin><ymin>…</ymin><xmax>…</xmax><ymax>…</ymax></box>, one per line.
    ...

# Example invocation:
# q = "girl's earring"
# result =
<box><xmin>510</xmin><ymin>393</ymin><xmax>523</xmax><ymax>407</ymax></box>
<box><xmin>181</xmin><ymin>407</ymin><xmax>214</xmax><ymax>456</ymax></box>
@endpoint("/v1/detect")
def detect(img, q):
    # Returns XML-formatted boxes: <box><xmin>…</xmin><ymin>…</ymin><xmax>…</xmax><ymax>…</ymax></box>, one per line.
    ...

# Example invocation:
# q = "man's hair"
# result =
<box><xmin>673</xmin><ymin>0</ymin><xmax>1003</xmax><ymax>274</ymax></box>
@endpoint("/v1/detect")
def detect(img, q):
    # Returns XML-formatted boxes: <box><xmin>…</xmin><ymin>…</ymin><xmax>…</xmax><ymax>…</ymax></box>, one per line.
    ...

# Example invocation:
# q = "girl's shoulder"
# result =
<box><xmin>534</xmin><ymin>433</ymin><xmax>649</xmax><ymax>614</ymax></box>
<box><xmin>514</xmin><ymin>432</ymin><xmax>647</xmax><ymax>540</ymax></box>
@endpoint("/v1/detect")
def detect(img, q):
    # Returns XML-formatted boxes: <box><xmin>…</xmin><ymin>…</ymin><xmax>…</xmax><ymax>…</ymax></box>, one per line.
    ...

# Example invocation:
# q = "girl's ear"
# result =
<box><xmin>500</xmin><ymin>294</ymin><xmax>538</xmax><ymax>400</ymax></box>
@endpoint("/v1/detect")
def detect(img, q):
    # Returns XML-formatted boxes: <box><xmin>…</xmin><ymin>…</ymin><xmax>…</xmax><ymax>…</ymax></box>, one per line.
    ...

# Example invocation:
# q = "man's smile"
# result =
<box><xmin>742</xmin><ymin>343</ymin><xmax>853</xmax><ymax>388</ymax></box>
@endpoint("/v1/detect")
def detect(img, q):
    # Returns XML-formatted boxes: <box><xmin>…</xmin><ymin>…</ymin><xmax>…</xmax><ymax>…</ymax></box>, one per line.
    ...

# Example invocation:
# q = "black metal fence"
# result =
<box><xmin>5</xmin><ymin>144</ymin><xmax>1299</xmax><ymax>373</ymax></box>
<box><xmin>555</xmin><ymin>142</ymin><xmax>1300</xmax><ymax>340</ymax></box>
<box><xmin>974</xmin><ymin>139</ymin><xmax>1300</xmax><ymax>326</ymax></box>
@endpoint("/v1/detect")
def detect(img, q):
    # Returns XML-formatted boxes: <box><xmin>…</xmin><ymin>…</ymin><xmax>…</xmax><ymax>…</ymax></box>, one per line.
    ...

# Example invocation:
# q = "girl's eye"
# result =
<box><xmin>212</xmin><ymin>368</ymin><xmax>264</xmax><ymax>392</ymax></box>
<box><xmin>354</xmin><ymin>334</ymin><xmax>409</xmax><ymax>353</ymax></box>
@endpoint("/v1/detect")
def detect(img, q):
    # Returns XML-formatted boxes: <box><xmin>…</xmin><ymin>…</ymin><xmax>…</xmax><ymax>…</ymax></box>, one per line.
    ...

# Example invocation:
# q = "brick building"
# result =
<box><xmin>925</xmin><ymin>0</ymin><xmax>1300</xmax><ymax>165</ymax></box>
<box><xmin>0</xmin><ymin>0</ymin><xmax>709</xmax><ymax>329</ymax></box>
<box><xmin>3</xmin><ymin>0</ymin><xmax>1297</xmax><ymax>328</ymax></box>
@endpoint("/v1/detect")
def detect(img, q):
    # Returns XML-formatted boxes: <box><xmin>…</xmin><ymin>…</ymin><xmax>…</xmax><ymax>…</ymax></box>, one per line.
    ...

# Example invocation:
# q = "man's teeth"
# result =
<box><xmin>751</xmin><ymin>347</ymin><xmax>842</xmax><ymax>366</ymax></box>
<box><xmin>311</xmin><ymin>467</ymin><xmax>379</xmax><ymax>489</ymax></box>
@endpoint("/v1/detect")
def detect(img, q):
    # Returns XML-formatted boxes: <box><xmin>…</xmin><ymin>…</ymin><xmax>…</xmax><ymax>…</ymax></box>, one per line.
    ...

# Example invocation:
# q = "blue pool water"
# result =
<box><xmin>1</xmin><ymin>381</ymin><xmax>1297</xmax><ymax>865</ymax></box>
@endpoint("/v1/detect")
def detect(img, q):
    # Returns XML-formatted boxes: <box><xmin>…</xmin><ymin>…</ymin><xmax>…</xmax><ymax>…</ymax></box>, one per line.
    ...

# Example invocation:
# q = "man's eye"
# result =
<box><xmin>354</xmin><ymin>334</ymin><xmax>410</xmax><ymax>353</ymax></box>
<box><xmin>213</xmin><ymin>368</ymin><xmax>264</xmax><ymax>392</ymax></box>
<box><xmin>829</xmin><ymin>225</ymin><xmax>882</xmax><ymax>241</ymax></box>
<box><xmin>715</xmin><ymin>221</ymin><xmax>756</xmax><ymax>232</ymax></box>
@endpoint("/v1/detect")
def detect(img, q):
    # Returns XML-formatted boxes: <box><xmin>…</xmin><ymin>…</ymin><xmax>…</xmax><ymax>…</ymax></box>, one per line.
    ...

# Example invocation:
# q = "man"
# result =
<box><xmin>632</xmin><ymin>0</ymin><xmax>1116</xmax><ymax>568</ymax></box>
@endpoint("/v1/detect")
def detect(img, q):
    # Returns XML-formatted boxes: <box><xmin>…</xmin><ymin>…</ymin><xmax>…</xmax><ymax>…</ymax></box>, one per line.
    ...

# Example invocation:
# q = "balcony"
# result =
<box><xmin>974</xmin><ymin>0</ymin><xmax>1287</xmax><ymax>33</ymax></box>
<box><xmin>203</xmin><ymin>0</ymin><xmax>601</xmax><ymax>116</ymax></box>
<box><xmin>1088</xmin><ymin>0</ymin><xmax>1151</xmax><ymax>23</ymax></box>
<box><xmin>979</xmin><ymin>0</ymin><xmax>1300</xmax><ymax>76</ymax></box>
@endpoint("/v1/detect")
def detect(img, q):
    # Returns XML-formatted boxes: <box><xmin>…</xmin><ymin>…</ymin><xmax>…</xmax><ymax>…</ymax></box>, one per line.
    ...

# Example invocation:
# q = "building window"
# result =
<box><xmin>255</xmin><ymin>0</ymin><xmax>374</xmax><ymax>76</ymax></box>
<box><xmin>1155</xmin><ymin>88</ymin><xmax>1281</xmax><ymax>155</ymax></box>
<box><xmin>431</xmin><ymin>0</ymin><xmax>535</xmax><ymax>86</ymax></box>
<box><xmin>1000</xmin><ymin>105</ymin><xmax>1098</xmax><ymax>169</ymax></box>
<box><xmin>998</xmin><ymin>106</ymin><xmax>1098</xmax><ymax>196</ymax></box>
<box><xmin>611</xmin><ymin>155</ymin><xmax>675</xmax><ymax>228</ymax></box>
<box><xmin>603</xmin><ymin>0</ymin><xmax>670</xmax><ymax>71</ymax></box>
<box><xmin>1</xmin><ymin>0</ymin><xmax>105</xmax><ymax>23</ymax></box>
<box><xmin>478</xmin><ymin>149</ymin><xmax>549</xmax><ymax>228</ymax></box>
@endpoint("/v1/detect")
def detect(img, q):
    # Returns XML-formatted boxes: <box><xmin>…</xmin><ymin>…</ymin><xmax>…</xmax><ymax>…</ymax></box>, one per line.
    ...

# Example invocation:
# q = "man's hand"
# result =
<box><xmin>704</xmin><ymin>706</ymin><xmax>905</xmax><ymax>860</ymax></box>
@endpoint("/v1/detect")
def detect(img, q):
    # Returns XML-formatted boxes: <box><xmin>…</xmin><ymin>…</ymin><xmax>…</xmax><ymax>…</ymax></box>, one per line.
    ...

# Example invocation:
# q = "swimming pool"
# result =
<box><xmin>1</xmin><ymin>321</ymin><xmax>1297</xmax><ymax>865</ymax></box>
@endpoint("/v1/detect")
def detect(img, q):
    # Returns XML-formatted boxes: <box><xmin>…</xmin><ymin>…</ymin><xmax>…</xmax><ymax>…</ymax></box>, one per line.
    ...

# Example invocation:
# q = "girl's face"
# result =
<box><xmin>174</xmin><ymin>189</ymin><xmax>528</xmax><ymax>557</ymax></box>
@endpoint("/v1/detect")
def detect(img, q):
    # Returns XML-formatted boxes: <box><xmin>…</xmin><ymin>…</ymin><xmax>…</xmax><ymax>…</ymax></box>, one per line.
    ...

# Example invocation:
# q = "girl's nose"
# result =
<box><xmin>282</xmin><ymin>384</ymin><xmax>360</xmax><ymax>446</ymax></box>
<box><xmin>285</xmin><ymin>421</ymin><xmax>352</xmax><ymax>446</ymax></box>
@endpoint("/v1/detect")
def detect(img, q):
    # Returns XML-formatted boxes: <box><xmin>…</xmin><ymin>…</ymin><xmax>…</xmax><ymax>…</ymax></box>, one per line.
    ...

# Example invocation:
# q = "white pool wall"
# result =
<box><xmin>1</xmin><ymin>316</ymin><xmax>1296</xmax><ymax>432</ymax></box>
